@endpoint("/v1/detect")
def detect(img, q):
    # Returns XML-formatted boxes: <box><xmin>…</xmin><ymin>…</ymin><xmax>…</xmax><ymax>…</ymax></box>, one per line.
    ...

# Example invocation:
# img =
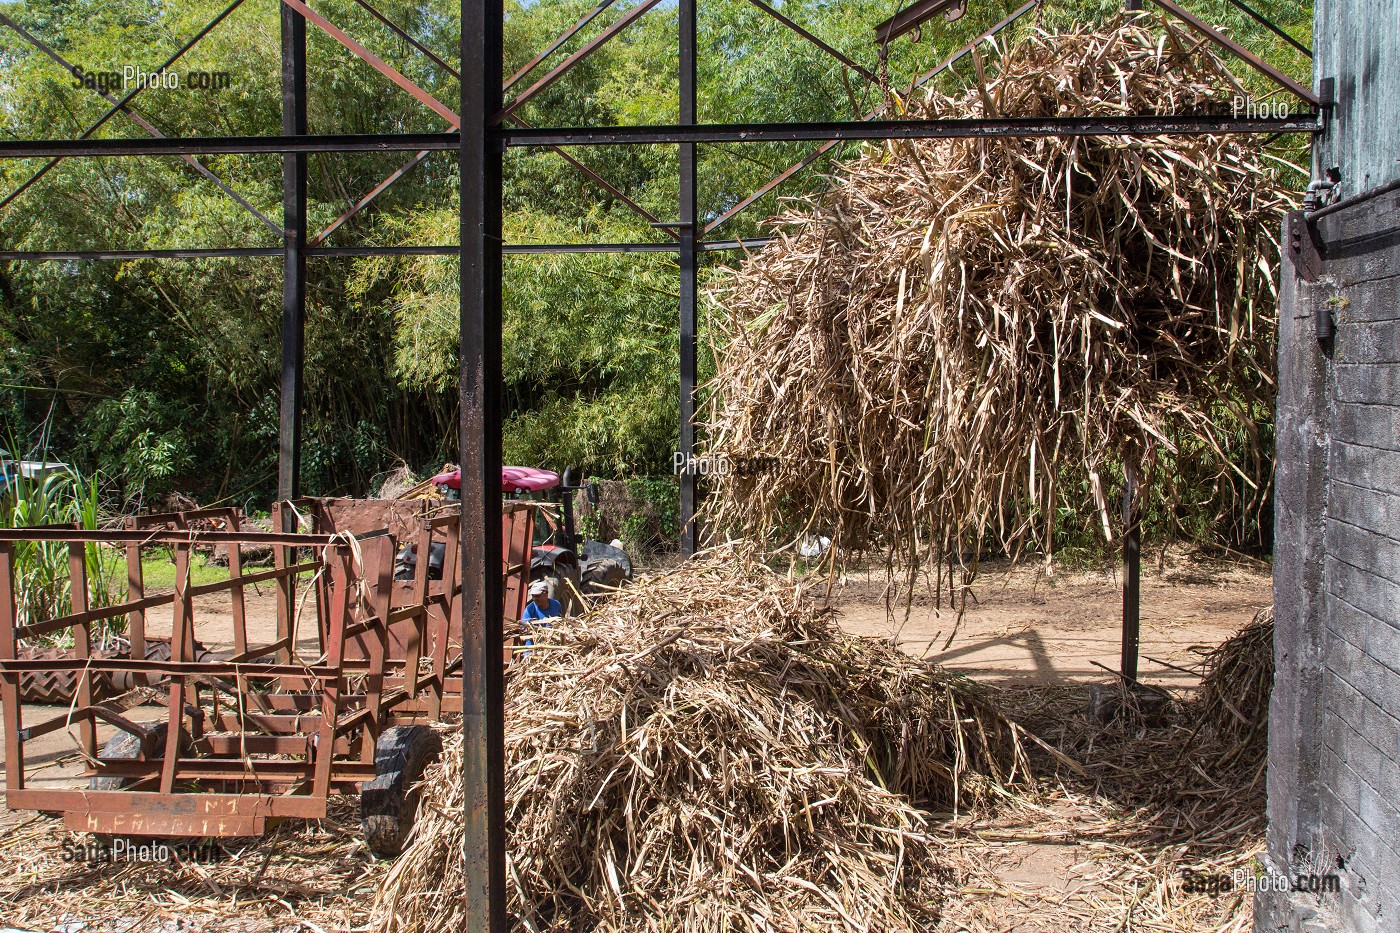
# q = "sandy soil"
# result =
<box><xmin>828</xmin><ymin>550</ymin><xmax>1272</xmax><ymax>687</ymax></box>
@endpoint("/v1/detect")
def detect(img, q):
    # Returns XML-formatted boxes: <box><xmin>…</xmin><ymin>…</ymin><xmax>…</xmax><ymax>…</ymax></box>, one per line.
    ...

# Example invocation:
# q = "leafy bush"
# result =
<box><xmin>1</xmin><ymin>468</ymin><xmax>122</xmax><ymax>645</ymax></box>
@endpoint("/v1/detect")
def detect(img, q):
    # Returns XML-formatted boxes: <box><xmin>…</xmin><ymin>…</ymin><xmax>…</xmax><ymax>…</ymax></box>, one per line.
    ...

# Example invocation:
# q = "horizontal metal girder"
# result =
<box><xmin>0</xmin><ymin>113</ymin><xmax>1320</xmax><ymax>161</ymax></box>
<box><xmin>499</xmin><ymin>113</ymin><xmax>1322</xmax><ymax>146</ymax></box>
<box><xmin>0</xmin><ymin>240</ymin><xmax>773</xmax><ymax>261</ymax></box>
<box><xmin>0</xmin><ymin>133</ymin><xmax>459</xmax><ymax>158</ymax></box>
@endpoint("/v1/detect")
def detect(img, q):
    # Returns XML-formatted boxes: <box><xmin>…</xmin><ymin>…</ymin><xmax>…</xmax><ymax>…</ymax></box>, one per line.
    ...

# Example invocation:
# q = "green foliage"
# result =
<box><xmin>1</xmin><ymin>466</ymin><xmax>122</xmax><ymax>643</ymax></box>
<box><xmin>129</xmin><ymin>549</ymin><xmax>229</xmax><ymax>590</ymax></box>
<box><xmin>622</xmin><ymin>475</ymin><xmax>680</xmax><ymax>551</ymax></box>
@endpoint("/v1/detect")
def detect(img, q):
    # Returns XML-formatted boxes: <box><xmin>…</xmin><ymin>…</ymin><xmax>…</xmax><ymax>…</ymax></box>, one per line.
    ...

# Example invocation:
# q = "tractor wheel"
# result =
<box><xmin>360</xmin><ymin>726</ymin><xmax>442</xmax><ymax>857</ymax></box>
<box><xmin>18</xmin><ymin>644</ymin><xmax>90</xmax><ymax>705</ymax></box>
<box><xmin>19</xmin><ymin>637</ymin><xmax>206</xmax><ymax>704</ymax></box>
<box><xmin>89</xmin><ymin>721</ymin><xmax>171</xmax><ymax>791</ymax></box>
<box><xmin>531</xmin><ymin>565</ymin><xmax>583</xmax><ymax>617</ymax></box>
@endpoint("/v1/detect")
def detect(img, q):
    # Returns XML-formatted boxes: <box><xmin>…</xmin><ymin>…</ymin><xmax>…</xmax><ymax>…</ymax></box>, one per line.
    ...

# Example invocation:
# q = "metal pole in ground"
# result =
<box><xmin>460</xmin><ymin>0</ymin><xmax>506</xmax><ymax>928</ymax></box>
<box><xmin>1120</xmin><ymin>463</ymin><xmax>1141</xmax><ymax>682</ymax></box>
<box><xmin>678</xmin><ymin>0</ymin><xmax>699</xmax><ymax>556</ymax></box>
<box><xmin>278</xmin><ymin>3</ymin><xmax>307</xmax><ymax>503</ymax></box>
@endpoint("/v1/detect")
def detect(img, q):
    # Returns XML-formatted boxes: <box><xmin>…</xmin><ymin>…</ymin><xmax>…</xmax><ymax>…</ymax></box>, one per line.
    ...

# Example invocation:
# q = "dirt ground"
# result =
<box><xmin>0</xmin><ymin>551</ymin><xmax>1272</xmax><ymax>932</ymax></box>
<box><xmin>829</xmin><ymin>549</ymin><xmax>1272</xmax><ymax>686</ymax></box>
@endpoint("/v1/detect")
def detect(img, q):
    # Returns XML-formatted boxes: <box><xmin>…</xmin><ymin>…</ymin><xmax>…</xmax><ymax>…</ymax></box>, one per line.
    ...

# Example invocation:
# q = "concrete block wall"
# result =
<box><xmin>1259</xmin><ymin>191</ymin><xmax>1400</xmax><ymax>933</ymax></box>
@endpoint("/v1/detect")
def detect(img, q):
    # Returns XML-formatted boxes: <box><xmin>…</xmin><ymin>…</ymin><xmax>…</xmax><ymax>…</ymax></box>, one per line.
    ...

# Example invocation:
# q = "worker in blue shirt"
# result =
<box><xmin>523</xmin><ymin>579</ymin><xmax>562</xmax><ymax>624</ymax></box>
<box><xmin>521</xmin><ymin>580</ymin><xmax>562</xmax><ymax>654</ymax></box>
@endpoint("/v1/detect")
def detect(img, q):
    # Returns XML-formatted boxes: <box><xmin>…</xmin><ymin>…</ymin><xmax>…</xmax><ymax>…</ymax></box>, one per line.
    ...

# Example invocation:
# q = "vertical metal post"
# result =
<box><xmin>1121</xmin><ymin>464</ymin><xmax>1141</xmax><ymax>682</ymax></box>
<box><xmin>279</xmin><ymin>3</ymin><xmax>308</xmax><ymax>502</ymax></box>
<box><xmin>460</xmin><ymin>0</ymin><xmax>506</xmax><ymax>928</ymax></box>
<box><xmin>678</xmin><ymin>0</ymin><xmax>699</xmax><ymax>556</ymax></box>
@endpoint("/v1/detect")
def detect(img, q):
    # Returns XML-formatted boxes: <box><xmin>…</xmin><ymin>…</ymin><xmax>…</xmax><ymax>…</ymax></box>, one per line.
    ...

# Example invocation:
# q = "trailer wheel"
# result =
<box><xmin>361</xmin><ymin>725</ymin><xmax>442</xmax><ymax>857</ymax></box>
<box><xmin>89</xmin><ymin>722</ymin><xmax>170</xmax><ymax>791</ymax></box>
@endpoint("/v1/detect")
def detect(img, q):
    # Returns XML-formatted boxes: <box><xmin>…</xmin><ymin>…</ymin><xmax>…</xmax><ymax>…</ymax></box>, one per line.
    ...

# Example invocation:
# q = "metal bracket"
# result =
<box><xmin>1287</xmin><ymin>209</ymin><xmax>1324</xmax><ymax>283</ymax></box>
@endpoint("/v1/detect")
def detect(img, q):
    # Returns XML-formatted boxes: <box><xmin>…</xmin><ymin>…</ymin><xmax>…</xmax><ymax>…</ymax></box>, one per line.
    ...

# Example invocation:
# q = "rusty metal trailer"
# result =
<box><xmin>0</xmin><ymin>501</ymin><xmax>532</xmax><ymax>851</ymax></box>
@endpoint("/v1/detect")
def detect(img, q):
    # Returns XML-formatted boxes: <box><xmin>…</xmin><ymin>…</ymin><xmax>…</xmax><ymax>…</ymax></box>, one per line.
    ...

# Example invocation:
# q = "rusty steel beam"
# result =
<box><xmin>1147</xmin><ymin>0</ymin><xmax>1319</xmax><ymax>105</ymax></box>
<box><xmin>0</xmin><ymin>8</ymin><xmax>281</xmax><ymax>234</ymax></box>
<box><xmin>745</xmin><ymin>0</ymin><xmax>880</xmax><ymax>85</ymax></box>
<box><xmin>505</xmin><ymin>0</ymin><xmax>618</xmax><ymax>91</ymax></box>
<box><xmin>0</xmin><ymin>133</ymin><xmax>458</xmax><ymax>158</ymax></box>
<box><xmin>497</xmin><ymin>0</ymin><xmax>665</xmax><ymax>122</ymax></box>
<box><xmin>507</xmin><ymin>112</ymin><xmax>1319</xmax><ymax>146</ymax></box>
<box><xmin>279</xmin><ymin>0</ymin><xmax>460</xmax><ymax>127</ymax></box>
<box><xmin>461</xmin><ymin>0</ymin><xmax>507</xmax><ymax>925</ymax></box>
<box><xmin>875</xmin><ymin>0</ymin><xmax>967</xmax><ymax>46</ymax></box>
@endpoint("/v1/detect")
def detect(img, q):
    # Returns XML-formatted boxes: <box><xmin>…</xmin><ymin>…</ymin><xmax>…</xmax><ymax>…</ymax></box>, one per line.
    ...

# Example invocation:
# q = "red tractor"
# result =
<box><xmin>413</xmin><ymin>466</ymin><xmax>631</xmax><ymax>613</ymax></box>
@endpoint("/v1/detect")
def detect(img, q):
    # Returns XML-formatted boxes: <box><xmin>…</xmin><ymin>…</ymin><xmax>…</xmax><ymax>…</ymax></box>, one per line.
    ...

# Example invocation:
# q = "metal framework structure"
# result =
<box><xmin>0</xmin><ymin>0</ymin><xmax>1319</xmax><ymax>927</ymax></box>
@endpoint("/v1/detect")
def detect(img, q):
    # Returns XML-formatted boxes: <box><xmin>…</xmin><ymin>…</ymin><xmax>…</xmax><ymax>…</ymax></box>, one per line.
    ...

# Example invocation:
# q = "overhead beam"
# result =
<box><xmin>874</xmin><ymin>0</ymin><xmax>967</xmax><ymax>46</ymax></box>
<box><xmin>501</xmin><ymin>112</ymin><xmax>1322</xmax><ymax>146</ymax></box>
<box><xmin>0</xmin><ymin>133</ymin><xmax>458</xmax><ymax>158</ymax></box>
<box><xmin>0</xmin><ymin>111</ymin><xmax>1320</xmax><ymax>162</ymax></box>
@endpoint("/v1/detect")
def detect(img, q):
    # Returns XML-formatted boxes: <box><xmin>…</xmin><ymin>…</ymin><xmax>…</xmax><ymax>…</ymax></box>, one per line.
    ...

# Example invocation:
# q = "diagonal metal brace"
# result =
<box><xmin>279</xmin><ymin>0</ymin><xmax>460</xmax><ymax>127</ymax></box>
<box><xmin>705</xmin><ymin>0</ymin><xmax>1039</xmax><ymax>235</ymax></box>
<box><xmin>1148</xmin><ymin>0</ymin><xmax>1318</xmax><ymax>105</ymax></box>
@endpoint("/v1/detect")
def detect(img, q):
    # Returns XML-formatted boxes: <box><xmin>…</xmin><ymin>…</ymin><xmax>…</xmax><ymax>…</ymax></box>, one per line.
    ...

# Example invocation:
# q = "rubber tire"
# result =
<box><xmin>89</xmin><ymin>721</ymin><xmax>169</xmax><ymax>791</ymax></box>
<box><xmin>531</xmin><ymin>565</ymin><xmax>583</xmax><ymax>617</ymax></box>
<box><xmin>360</xmin><ymin>725</ymin><xmax>442</xmax><ymax>857</ymax></box>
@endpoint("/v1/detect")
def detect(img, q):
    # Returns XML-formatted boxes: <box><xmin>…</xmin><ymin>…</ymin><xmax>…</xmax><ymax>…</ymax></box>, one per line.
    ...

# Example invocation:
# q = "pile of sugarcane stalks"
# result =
<box><xmin>704</xmin><ymin>16</ymin><xmax>1300</xmax><ymax>575</ymax></box>
<box><xmin>1193</xmin><ymin>606</ymin><xmax>1274</xmax><ymax>769</ymax></box>
<box><xmin>374</xmin><ymin>556</ymin><xmax>1030</xmax><ymax>933</ymax></box>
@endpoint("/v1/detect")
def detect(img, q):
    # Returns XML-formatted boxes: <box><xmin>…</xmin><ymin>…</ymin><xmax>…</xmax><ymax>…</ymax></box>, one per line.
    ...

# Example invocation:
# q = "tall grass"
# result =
<box><xmin>2</xmin><ymin>469</ymin><xmax>123</xmax><ymax>646</ymax></box>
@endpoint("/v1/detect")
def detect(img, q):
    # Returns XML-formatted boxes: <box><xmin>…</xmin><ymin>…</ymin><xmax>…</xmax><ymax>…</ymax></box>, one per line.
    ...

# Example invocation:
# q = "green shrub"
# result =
<box><xmin>2</xmin><ymin>469</ymin><xmax>123</xmax><ymax>645</ymax></box>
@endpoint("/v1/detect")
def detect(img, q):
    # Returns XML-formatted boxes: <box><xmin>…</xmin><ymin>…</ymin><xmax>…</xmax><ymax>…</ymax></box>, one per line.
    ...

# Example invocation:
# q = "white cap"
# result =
<box><xmin>528</xmin><ymin>580</ymin><xmax>549</xmax><ymax>596</ymax></box>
